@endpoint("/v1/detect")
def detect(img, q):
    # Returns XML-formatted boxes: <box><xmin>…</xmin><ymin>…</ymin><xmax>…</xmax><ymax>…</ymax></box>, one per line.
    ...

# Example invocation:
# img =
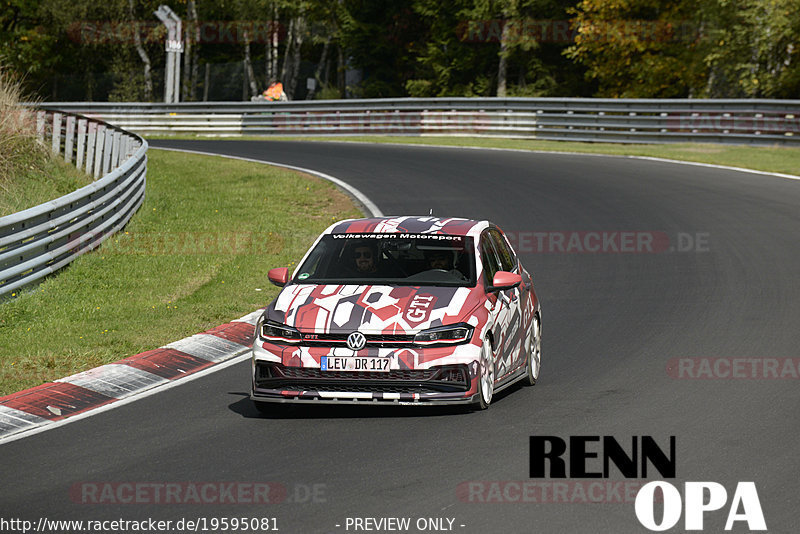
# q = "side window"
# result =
<box><xmin>480</xmin><ymin>235</ymin><xmax>501</xmax><ymax>286</ymax></box>
<box><xmin>489</xmin><ymin>229</ymin><xmax>517</xmax><ymax>272</ymax></box>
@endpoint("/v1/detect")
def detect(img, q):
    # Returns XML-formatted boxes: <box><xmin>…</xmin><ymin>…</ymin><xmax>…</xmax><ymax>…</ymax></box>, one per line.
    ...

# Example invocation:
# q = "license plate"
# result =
<box><xmin>321</xmin><ymin>356</ymin><xmax>390</xmax><ymax>372</ymax></box>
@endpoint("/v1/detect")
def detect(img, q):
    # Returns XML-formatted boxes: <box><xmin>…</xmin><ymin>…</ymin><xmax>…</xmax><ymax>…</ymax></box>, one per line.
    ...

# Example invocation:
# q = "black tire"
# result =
<box><xmin>523</xmin><ymin>315</ymin><xmax>541</xmax><ymax>387</ymax></box>
<box><xmin>474</xmin><ymin>338</ymin><xmax>495</xmax><ymax>410</ymax></box>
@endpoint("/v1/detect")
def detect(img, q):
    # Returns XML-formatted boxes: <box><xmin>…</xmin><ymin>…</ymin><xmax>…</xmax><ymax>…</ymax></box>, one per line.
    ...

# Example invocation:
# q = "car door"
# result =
<box><xmin>487</xmin><ymin>228</ymin><xmax>528</xmax><ymax>373</ymax></box>
<box><xmin>480</xmin><ymin>230</ymin><xmax>523</xmax><ymax>380</ymax></box>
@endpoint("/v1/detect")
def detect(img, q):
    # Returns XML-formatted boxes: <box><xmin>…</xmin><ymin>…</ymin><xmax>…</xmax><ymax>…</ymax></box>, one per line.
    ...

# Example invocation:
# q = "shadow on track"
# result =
<box><xmin>226</xmin><ymin>385</ymin><xmax>522</xmax><ymax>419</ymax></box>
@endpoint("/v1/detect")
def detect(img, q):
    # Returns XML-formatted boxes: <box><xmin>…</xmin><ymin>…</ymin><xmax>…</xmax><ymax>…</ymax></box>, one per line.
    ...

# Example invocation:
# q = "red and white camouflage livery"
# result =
<box><xmin>250</xmin><ymin>216</ymin><xmax>541</xmax><ymax>409</ymax></box>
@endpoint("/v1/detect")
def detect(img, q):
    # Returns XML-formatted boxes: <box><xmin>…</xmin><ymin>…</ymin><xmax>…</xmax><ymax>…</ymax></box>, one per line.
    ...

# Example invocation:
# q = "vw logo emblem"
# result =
<box><xmin>346</xmin><ymin>331</ymin><xmax>367</xmax><ymax>351</ymax></box>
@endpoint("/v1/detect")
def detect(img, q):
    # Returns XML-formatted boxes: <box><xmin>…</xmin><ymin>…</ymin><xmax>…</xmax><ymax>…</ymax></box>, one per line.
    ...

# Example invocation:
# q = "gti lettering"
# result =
<box><xmin>406</xmin><ymin>295</ymin><xmax>435</xmax><ymax>322</ymax></box>
<box><xmin>529</xmin><ymin>436</ymin><xmax>676</xmax><ymax>478</ymax></box>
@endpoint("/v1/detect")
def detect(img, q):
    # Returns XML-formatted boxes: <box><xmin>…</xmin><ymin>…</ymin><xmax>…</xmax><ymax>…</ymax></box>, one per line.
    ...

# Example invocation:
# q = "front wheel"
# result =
<box><xmin>475</xmin><ymin>338</ymin><xmax>495</xmax><ymax>410</ymax></box>
<box><xmin>523</xmin><ymin>315</ymin><xmax>541</xmax><ymax>386</ymax></box>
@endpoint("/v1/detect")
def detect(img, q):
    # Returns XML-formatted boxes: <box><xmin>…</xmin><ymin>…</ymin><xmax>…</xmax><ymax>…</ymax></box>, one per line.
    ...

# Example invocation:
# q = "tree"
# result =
<box><xmin>702</xmin><ymin>0</ymin><xmax>800</xmax><ymax>97</ymax></box>
<box><xmin>128</xmin><ymin>0</ymin><xmax>155</xmax><ymax>101</ymax></box>
<box><xmin>408</xmin><ymin>0</ymin><xmax>581</xmax><ymax>97</ymax></box>
<box><xmin>565</xmin><ymin>0</ymin><xmax>707</xmax><ymax>97</ymax></box>
<box><xmin>462</xmin><ymin>0</ymin><xmax>529</xmax><ymax>97</ymax></box>
<box><xmin>336</xmin><ymin>0</ymin><xmax>424</xmax><ymax>98</ymax></box>
<box><xmin>304</xmin><ymin>0</ymin><xmax>343</xmax><ymax>99</ymax></box>
<box><xmin>4</xmin><ymin>0</ymin><xmax>796</xmax><ymax>101</ymax></box>
<box><xmin>182</xmin><ymin>0</ymin><xmax>200</xmax><ymax>101</ymax></box>
<box><xmin>1</xmin><ymin>1</ymin><xmax>71</xmax><ymax>99</ymax></box>
<box><xmin>407</xmin><ymin>0</ymin><xmax>499</xmax><ymax>96</ymax></box>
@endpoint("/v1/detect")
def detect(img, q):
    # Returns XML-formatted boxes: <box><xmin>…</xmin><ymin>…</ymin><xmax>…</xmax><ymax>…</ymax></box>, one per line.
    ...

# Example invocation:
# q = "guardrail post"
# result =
<box><xmin>51</xmin><ymin>113</ymin><xmax>62</xmax><ymax>155</ymax></box>
<box><xmin>111</xmin><ymin>131</ymin><xmax>122</xmax><ymax>168</ymax></box>
<box><xmin>76</xmin><ymin>119</ymin><xmax>87</xmax><ymax>170</ymax></box>
<box><xmin>102</xmin><ymin>128</ymin><xmax>114</xmax><ymax>175</ymax></box>
<box><xmin>85</xmin><ymin>122</ymin><xmax>97</xmax><ymax>175</ymax></box>
<box><xmin>93</xmin><ymin>125</ymin><xmax>106</xmax><ymax>179</ymax></box>
<box><xmin>64</xmin><ymin>116</ymin><xmax>76</xmax><ymax>163</ymax></box>
<box><xmin>36</xmin><ymin>111</ymin><xmax>46</xmax><ymax>144</ymax></box>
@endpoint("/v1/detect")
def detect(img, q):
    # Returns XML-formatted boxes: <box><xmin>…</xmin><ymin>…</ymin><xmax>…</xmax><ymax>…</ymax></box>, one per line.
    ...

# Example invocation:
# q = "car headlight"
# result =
<box><xmin>414</xmin><ymin>323</ymin><xmax>474</xmax><ymax>346</ymax></box>
<box><xmin>260</xmin><ymin>320</ymin><xmax>302</xmax><ymax>344</ymax></box>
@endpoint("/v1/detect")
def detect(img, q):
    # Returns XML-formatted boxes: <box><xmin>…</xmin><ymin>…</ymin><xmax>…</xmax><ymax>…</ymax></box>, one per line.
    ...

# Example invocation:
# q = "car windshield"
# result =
<box><xmin>293</xmin><ymin>234</ymin><xmax>476</xmax><ymax>286</ymax></box>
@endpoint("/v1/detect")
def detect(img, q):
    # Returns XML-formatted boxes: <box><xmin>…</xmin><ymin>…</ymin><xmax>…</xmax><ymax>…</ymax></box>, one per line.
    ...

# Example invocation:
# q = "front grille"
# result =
<box><xmin>278</xmin><ymin>366</ymin><xmax>435</xmax><ymax>381</ymax></box>
<box><xmin>255</xmin><ymin>362</ymin><xmax>469</xmax><ymax>393</ymax></box>
<box><xmin>275</xmin><ymin>383</ymin><xmax>445</xmax><ymax>394</ymax></box>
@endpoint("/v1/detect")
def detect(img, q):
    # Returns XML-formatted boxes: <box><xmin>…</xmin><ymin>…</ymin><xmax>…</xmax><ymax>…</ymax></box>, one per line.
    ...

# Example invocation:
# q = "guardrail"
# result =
<box><xmin>42</xmin><ymin>98</ymin><xmax>800</xmax><ymax>145</ymax></box>
<box><xmin>0</xmin><ymin>111</ymin><xmax>147</xmax><ymax>298</ymax></box>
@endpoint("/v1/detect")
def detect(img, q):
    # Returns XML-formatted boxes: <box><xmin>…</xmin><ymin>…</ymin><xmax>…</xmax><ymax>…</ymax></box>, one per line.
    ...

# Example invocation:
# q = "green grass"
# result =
<box><xmin>0</xmin><ymin>155</ymin><xmax>92</xmax><ymax>217</ymax></box>
<box><xmin>150</xmin><ymin>134</ymin><xmax>800</xmax><ymax>177</ymax></box>
<box><xmin>0</xmin><ymin>149</ymin><xmax>362</xmax><ymax>396</ymax></box>
<box><xmin>0</xmin><ymin>67</ymin><xmax>91</xmax><ymax>217</ymax></box>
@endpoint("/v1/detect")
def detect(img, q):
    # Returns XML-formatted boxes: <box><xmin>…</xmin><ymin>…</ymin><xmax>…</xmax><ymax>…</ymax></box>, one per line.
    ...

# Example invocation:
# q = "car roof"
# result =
<box><xmin>325</xmin><ymin>216</ymin><xmax>490</xmax><ymax>238</ymax></box>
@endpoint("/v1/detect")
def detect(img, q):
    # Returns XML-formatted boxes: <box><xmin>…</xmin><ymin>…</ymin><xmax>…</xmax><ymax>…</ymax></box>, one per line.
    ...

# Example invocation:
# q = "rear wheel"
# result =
<box><xmin>523</xmin><ymin>315</ymin><xmax>541</xmax><ymax>386</ymax></box>
<box><xmin>475</xmin><ymin>338</ymin><xmax>495</xmax><ymax>410</ymax></box>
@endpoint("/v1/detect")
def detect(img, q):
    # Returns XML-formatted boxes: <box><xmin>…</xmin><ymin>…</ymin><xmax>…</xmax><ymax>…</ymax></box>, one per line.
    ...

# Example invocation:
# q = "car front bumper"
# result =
<box><xmin>251</xmin><ymin>340</ymin><xmax>482</xmax><ymax>405</ymax></box>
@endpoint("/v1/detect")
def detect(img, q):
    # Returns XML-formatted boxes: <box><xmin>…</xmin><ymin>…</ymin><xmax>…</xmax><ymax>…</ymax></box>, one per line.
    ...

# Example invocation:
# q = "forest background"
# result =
<box><xmin>1</xmin><ymin>0</ymin><xmax>798</xmax><ymax>102</ymax></box>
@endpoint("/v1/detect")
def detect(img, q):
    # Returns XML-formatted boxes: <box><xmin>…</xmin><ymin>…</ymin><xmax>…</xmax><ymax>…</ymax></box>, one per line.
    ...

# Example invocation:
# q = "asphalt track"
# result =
<box><xmin>2</xmin><ymin>139</ymin><xmax>799</xmax><ymax>533</ymax></box>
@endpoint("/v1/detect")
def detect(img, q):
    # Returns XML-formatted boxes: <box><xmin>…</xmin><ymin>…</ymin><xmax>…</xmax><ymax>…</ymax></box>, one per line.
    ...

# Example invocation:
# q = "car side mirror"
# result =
<box><xmin>488</xmin><ymin>271</ymin><xmax>521</xmax><ymax>292</ymax></box>
<box><xmin>268</xmin><ymin>267</ymin><xmax>289</xmax><ymax>287</ymax></box>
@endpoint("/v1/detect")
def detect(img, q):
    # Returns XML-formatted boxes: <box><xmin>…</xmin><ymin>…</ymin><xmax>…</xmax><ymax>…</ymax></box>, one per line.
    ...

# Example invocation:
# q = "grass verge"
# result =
<box><xmin>0</xmin><ymin>149</ymin><xmax>362</xmax><ymax>396</ymax></box>
<box><xmin>0</xmin><ymin>65</ymin><xmax>92</xmax><ymax>217</ymax></box>
<box><xmin>0</xmin><ymin>156</ymin><xmax>93</xmax><ymax>218</ymax></box>
<box><xmin>150</xmin><ymin>134</ymin><xmax>800</xmax><ymax>177</ymax></box>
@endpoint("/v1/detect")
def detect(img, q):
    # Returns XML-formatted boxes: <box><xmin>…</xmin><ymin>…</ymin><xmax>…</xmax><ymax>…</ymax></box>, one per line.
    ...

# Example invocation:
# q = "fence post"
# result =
<box><xmin>64</xmin><ymin>116</ymin><xmax>76</xmax><ymax>163</ymax></box>
<box><xmin>76</xmin><ymin>119</ymin><xmax>87</xmax><ymax>170</ymax></box>
<box><xmin>51</xmin><ymin>113</ymin><xmax>62</xmax><ymax>155</ymax></box>
<box><xmin>36</xmin><ymin>111</ymin><xmax>46</xmax><ymax>144</ymax></box>
<box><xmin>85</xmin><ymin>122</ymin><xmax>97</xmax><ymax>175</ymax></box>
<box><xmin>102</xmin><ymin>127</ymin><xmax>114</xmax><ymax>175</ymax></box>
<box><xmin>111</xmin><ymin>131</ymin><xmax>122</xmax><ymax>168</ymax></box>
<box><xmin>93</xmin><ymin>125</ymin><xmax>106</xmax><ymax>179</ymax></box>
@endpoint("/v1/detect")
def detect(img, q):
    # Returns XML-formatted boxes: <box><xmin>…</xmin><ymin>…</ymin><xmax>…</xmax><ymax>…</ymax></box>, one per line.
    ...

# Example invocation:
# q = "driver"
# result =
<box><xmin>353</xmin><ymin>242</ymin><xmax>378</xmax><ymax>273</ymax></box>
<box><xmin>427</xmin><ymin>250</ymin><xmax>454</xmax><ymax>270</ymax></box>
<box><xmin>425</xmin><ymin>249</ymin><xmax>466</xmax><ymax>280</ymax></box>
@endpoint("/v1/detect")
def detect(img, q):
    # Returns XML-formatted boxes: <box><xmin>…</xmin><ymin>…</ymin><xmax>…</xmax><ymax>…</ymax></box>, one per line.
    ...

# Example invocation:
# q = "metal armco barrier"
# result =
<box><xmin>43</xmin><ymin>98</ymin><xmax>800</xmax><ymax>145</ymax></box>
<box><xmin>0</xmin><ymin>111</ymin><xmax>147</xmax><ymax>298</ymax></box>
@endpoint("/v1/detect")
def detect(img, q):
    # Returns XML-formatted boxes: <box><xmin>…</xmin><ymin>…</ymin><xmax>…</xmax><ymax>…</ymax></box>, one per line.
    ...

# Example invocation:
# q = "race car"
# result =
<box><xmin>250</xmin><ymin>216</ymin><xmax>541</xmax><ymax>410</ymax></box>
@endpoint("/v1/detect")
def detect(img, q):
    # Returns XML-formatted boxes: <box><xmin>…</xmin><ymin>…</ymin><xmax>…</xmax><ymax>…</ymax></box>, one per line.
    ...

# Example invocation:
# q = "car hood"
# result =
<box><xmin>268</xmin><ymin>283</ymin><xmax>485</xmax><ymax>334</ymax></box>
